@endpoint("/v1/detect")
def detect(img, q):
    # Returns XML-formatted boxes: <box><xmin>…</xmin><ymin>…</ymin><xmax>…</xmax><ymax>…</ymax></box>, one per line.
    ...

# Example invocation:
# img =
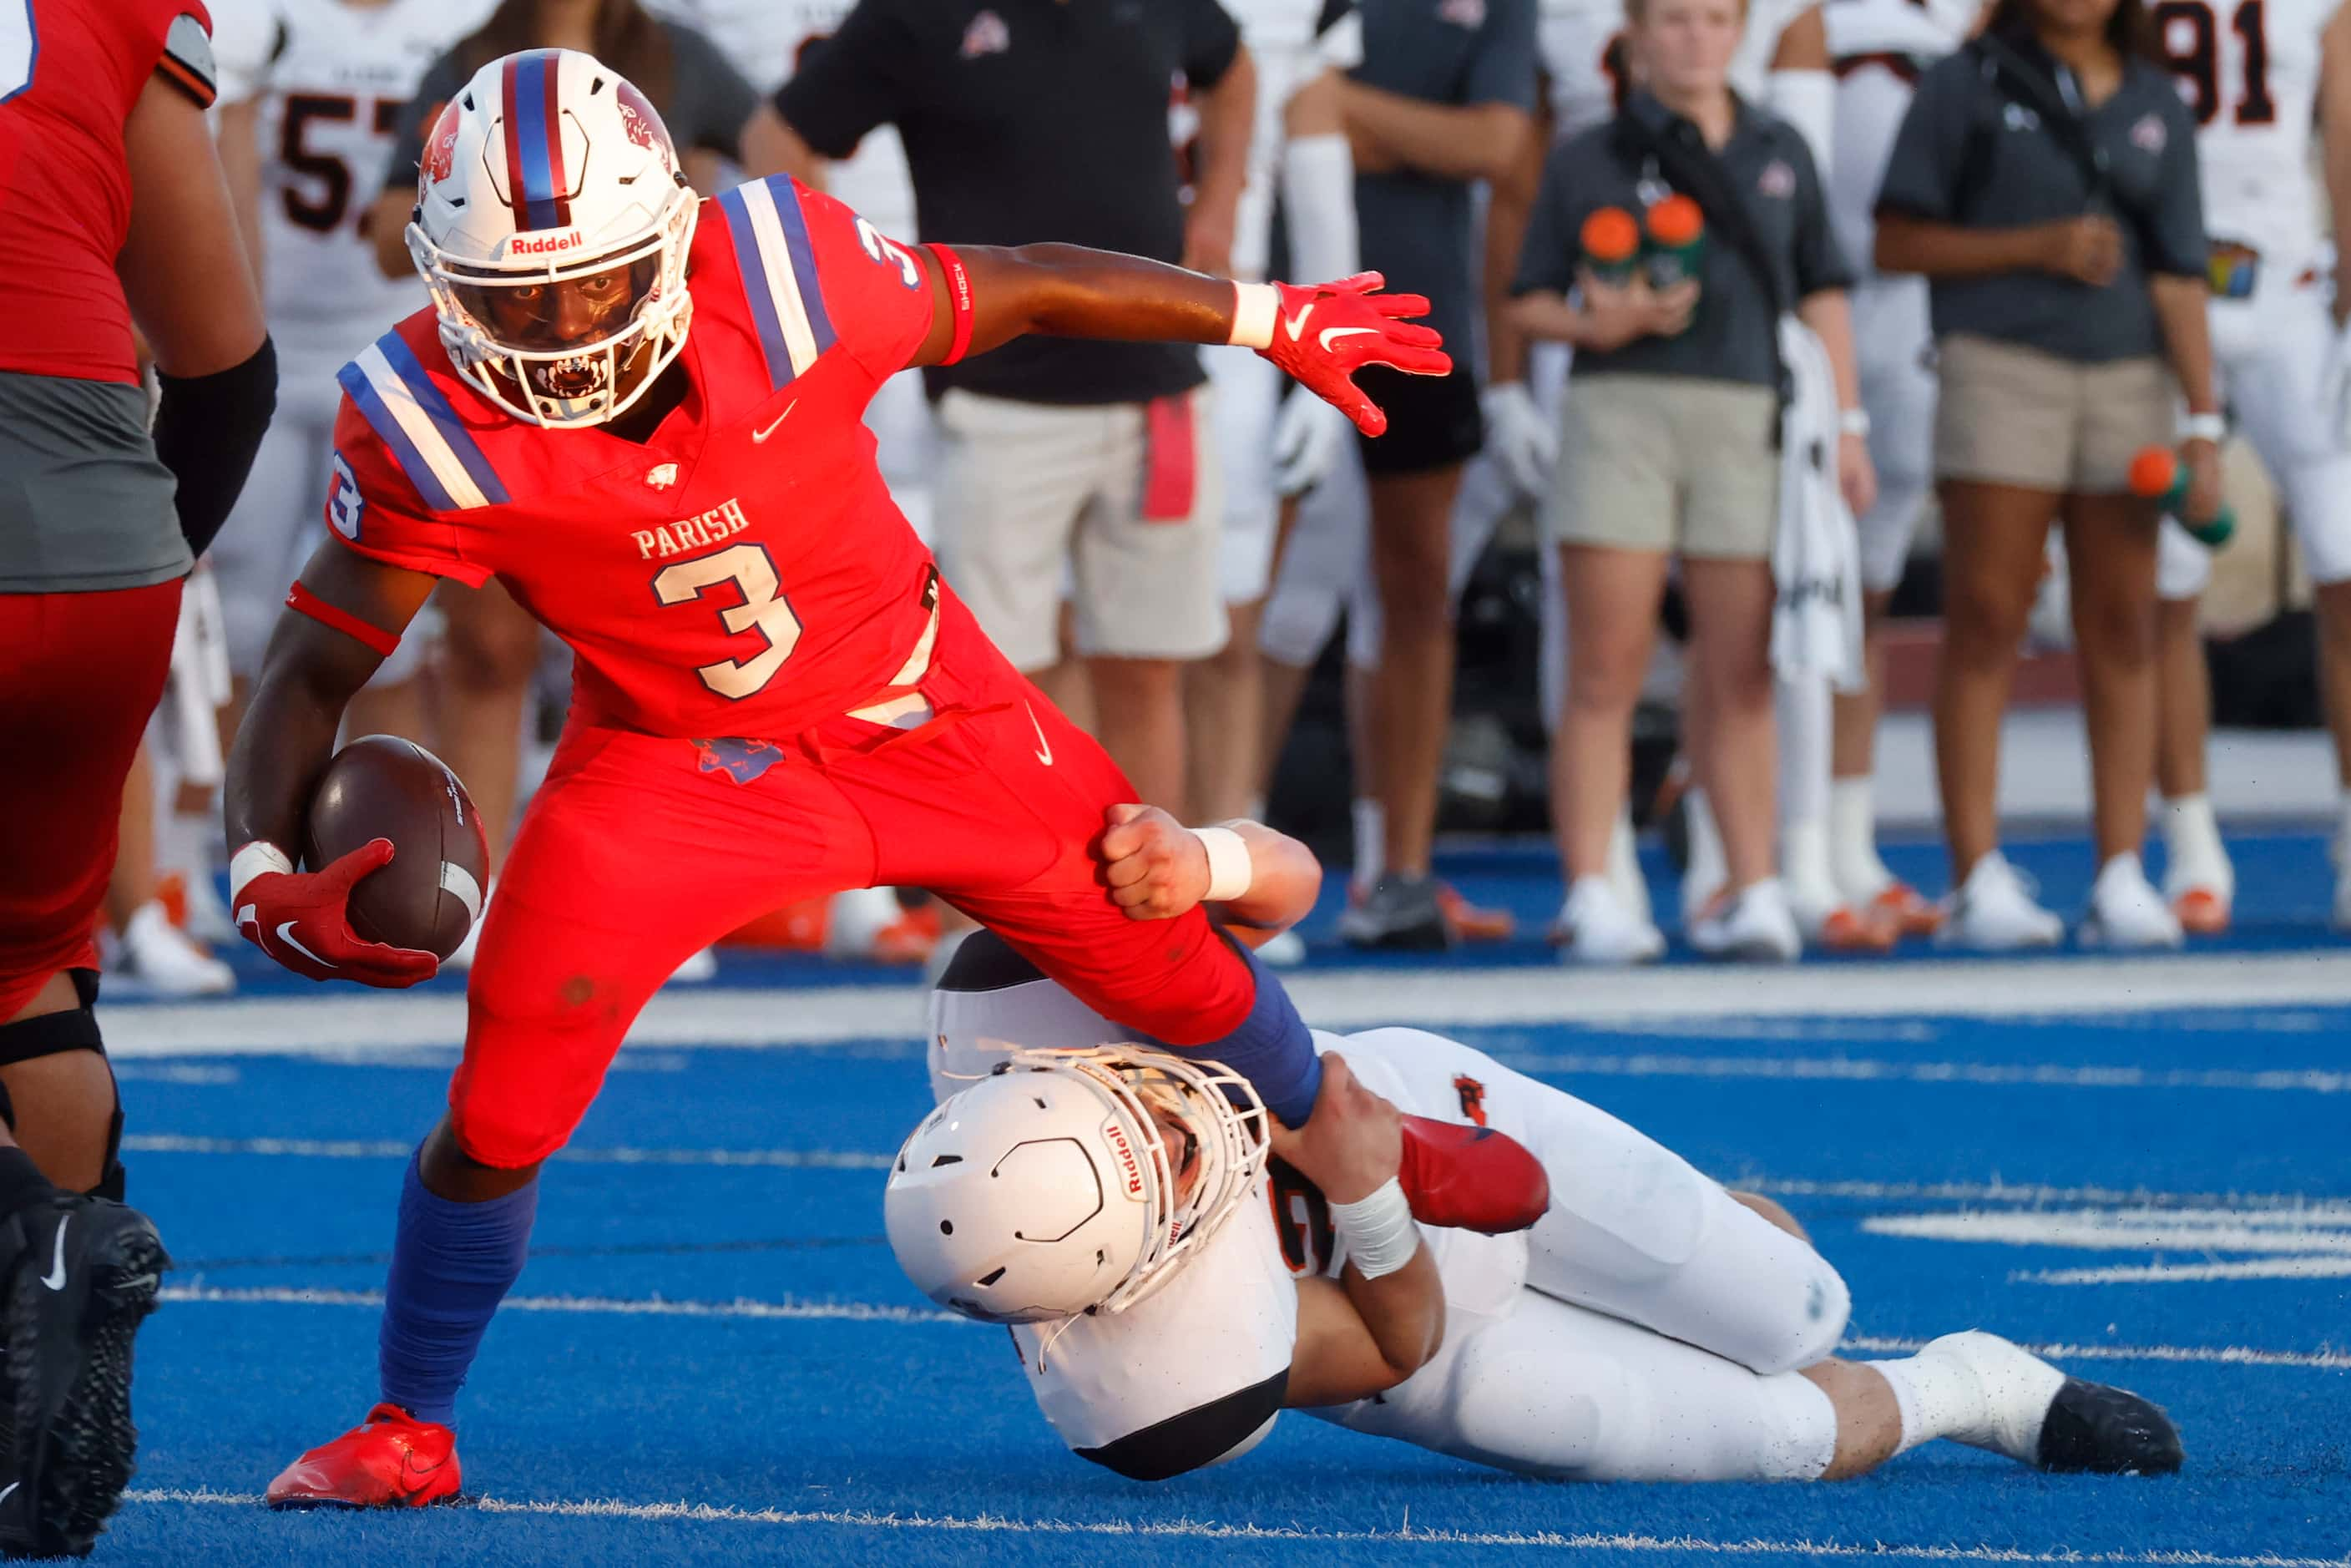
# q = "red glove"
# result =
<box><xmin>230</xmin><ymin>838</ymin><xmax>438</xmax><ymax>988</ymax></box>
<box><xmin>1231</xmin><ymin>273</ymin><xmax>1453</xmax><ymax>438</ymax></box>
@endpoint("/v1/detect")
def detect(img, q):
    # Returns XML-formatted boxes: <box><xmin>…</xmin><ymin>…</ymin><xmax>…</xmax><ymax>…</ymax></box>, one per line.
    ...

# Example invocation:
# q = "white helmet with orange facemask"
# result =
<box><xmin>407</xmin><ymin>48</ymin><xmax>697</xmax><ymax>428</ymax></box>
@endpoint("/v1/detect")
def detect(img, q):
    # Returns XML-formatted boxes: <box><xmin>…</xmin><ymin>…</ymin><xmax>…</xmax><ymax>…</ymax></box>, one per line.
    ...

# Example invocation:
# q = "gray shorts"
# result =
<box><xmin>1934</xmin><ymin>334</ymin><xmax>2174</xmax><ymax>494</ymax></box>
<box><xmin>930</xmin><ymin>387</ymin><xmax>1226</xmax><ymax>671</ymax></box>
<box><xmin>0</xmin><ymin>371</ymin><xmax>187</xmax><ymax>594</ymax></box>
<box><xmin>1543</xmin><ymin>376</ymin><xmax>1781</xmax><ymax>561</ymax></box>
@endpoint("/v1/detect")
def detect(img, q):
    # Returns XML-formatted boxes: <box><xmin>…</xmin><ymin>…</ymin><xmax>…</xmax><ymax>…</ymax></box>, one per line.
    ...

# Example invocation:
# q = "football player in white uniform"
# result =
<box><xmin>1818</xmin><ymin>0</ymin><xmax>1979</xmax><ymax>939</ymax></box>
<box><xmin>208</xmin><ymin>0</ymin><xmax>494</xmax><ymax>741</ymax></box>
<box><xmin>2148</xmin><ymin>0</ymin><xmax>2351</xmax><ymax>931</ymax></box>
<box><xmin>897</xmin><ymin>817</ymin><xmax>2186</xmax><ymax>1485</ymax></box>
<box><xmin>1186</xmin><ymin>0</ymin><xmax>1365</xmax><ymax>853</ymax></box>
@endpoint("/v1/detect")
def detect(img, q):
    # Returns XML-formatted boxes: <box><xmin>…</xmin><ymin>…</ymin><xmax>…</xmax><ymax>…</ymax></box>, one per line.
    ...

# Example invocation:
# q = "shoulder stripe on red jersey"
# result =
<box><xmin>717</xmin><ymin>178</ymin><xmax>839</xmax><ymax>392</ymax></box>
<box><xmin>336</xmin><ymin>334</ymin><xmax>510</xmax><ymax>513</ymax></box>
<box><xmin>503</xmin><ymin>50</ymin><xmax>571</xmax><ymax>231</ymax></box>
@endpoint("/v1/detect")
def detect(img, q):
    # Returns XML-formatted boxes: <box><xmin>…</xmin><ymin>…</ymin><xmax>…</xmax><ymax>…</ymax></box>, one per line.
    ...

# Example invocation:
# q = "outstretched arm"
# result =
<box><xmin>906</xmin><ymin>245</ymin><xmax>1450</xmax><ymax>435</ymax></box>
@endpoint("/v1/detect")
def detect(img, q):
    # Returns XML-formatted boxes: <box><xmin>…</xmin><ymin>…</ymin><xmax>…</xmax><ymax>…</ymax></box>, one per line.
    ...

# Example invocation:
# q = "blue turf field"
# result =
<box><xmin>92</xmin><ymin>830</ymin><xmax>2351</xmax><ymax>1565</ymax></box>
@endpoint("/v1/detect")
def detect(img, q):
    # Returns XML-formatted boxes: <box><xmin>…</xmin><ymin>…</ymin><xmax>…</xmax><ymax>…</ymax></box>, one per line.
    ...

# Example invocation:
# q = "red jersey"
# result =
<box><xmin>327</xmin><ymin>177</ymin><xmax>946</xmax><ymax>741</ymax></box>
<box><xmin>0</xmin><ymin>0</ymin><xmax>216</xmax><ymax>385</ymax></box>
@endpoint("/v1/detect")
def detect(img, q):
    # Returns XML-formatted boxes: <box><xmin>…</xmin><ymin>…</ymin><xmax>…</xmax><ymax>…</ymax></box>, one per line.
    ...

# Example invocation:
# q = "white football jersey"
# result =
<box><xmin>1540</xmin><ymin>0</ymin><xmax>1818</xmax><ymax>139</ymax></box>
<box><xmin>1221</xmin><ymin>0</ymin><xmax>1364</xmax><ymax>279</ymax></box>
<box><xmin>1001</xmin><ymin>1029</ymin><xmax>1528</xmax><ymax>1469</ymax></box>
<box><xmin>2156</xmin><ymin>0</ymin><xmax>2342</xmax><ymax>283</ymax></box>
<box><xmin>243</xmin><ymin>0</ymin><xmax>490</xmax><ymax>368</ymax></box>
<box><xmin>649</xmin><ymin>0</ymin><xmax>914</xmax><ymax>235</ymax></box>
<box><xmin>1823</xmin><ymin>0</ymin><xmax>1977</xmax><ymax>277</ymax></box>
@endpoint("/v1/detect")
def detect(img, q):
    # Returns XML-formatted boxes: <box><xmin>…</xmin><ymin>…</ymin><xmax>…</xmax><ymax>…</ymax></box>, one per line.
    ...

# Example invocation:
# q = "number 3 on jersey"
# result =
<box><xmin>652</xmin><ymin>543</ymin><xmax>802</xmax><ymax>699</ymax></box>
<box><xmin>2</xmin><ymin>0</ymin><xmax>34</xmax><ymax>103</ymax></box>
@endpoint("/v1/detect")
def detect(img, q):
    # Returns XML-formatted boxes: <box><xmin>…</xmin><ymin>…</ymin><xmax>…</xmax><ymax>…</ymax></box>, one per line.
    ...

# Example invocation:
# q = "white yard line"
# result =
<box><xmin>120</xmin><ymin>1134</ymin><xmax>892</xmax><ymax>1170</ymax></box>
<box><xmin>100</xmin><ymin>951</ymin><xmax>2351</xmax><ymax>1057</ymax></box>
<box><xmin>116</xmin><ymin>1487</ymin><xmax>2351</xmax><ymax>1562</ymax></box>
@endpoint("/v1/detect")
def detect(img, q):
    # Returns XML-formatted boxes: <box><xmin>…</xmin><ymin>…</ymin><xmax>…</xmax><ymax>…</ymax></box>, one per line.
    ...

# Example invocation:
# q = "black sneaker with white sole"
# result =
<box><xmin>1337</xmin><ymin>875</ymin><xmax>1452</xmax><ymax>952</ymax></box>
<box><xmin>2036</xmin><ymin>1378</ymin><xmax>2185</xmax><ymax>1475</ymax></box>
<box><xmin>0</xmin><ymin>1196</ymin><xmax>168</xmax><ymax>1560</ymax></box>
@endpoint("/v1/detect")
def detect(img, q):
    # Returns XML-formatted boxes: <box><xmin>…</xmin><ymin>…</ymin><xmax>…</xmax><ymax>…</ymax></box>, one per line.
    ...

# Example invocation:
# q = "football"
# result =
<box><xmin>302</xmin><ymin>736</ymin><xmax>490</xmax><ymax>960</ymax></box>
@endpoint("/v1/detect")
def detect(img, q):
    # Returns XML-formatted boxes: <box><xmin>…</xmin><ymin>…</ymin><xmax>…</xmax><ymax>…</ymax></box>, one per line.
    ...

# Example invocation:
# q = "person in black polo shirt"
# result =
<box><xmin>1332</xmin><ymin>0</ymin><xmax>1537</xmax><ymax>949</ymax></box>
<box><xmin>775</xmin><ymin>0</ymin><xmax>1257</xmax><ymax>817</ymax></box>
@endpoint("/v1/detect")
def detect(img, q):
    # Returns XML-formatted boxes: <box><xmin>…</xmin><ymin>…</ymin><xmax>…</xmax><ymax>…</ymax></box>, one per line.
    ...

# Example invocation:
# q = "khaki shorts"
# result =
<box><xmin>931</xmin><ymin>387</ymin><xmax>1227</xmax><ymax>671</ymax></box>
<box><xmin>1934</xmin><ymin>334</ymin><xmax>2175</xmax><ymax>493</ymax></box>
<box><xmin>1543</xmin><ymin>376</ymin><xmax>1780</xmax><ymax>561</ymax></box>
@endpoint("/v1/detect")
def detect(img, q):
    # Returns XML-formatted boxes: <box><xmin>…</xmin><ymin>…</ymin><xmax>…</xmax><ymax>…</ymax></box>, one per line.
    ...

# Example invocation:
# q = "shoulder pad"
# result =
<box><xmin>158</xmin><ymin>13</ymin><xmax>220</xmax><ymax>108</ymax></box>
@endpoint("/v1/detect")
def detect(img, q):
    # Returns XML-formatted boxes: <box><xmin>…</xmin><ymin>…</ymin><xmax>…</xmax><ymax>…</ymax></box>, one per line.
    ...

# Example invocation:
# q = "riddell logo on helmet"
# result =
<box><xmin>1102</xmin><ymin>1117</ymin><xmax>1145</xmax><ymax>1200</ymax></box>
<box><xmin>503</xmin><ymin>230</ymin><xmax>584</xmax><ymax>258</ymax></box>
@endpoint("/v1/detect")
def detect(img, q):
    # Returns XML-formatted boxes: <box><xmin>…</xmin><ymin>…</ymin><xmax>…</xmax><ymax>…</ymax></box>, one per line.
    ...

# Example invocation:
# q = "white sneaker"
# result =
<box><xmin>666</xmin><ymin>947</ymin><xmax>719</xmax><ymax>984</ymax></box>
<box><xmin>1687</xmin><ymin>878</ymin><xmax>1802</xmax><ymax>962</ymax></box>
<box><xmin>2080</xmin><ymin>852</ymin><xmax>2183</xmax><ymax>950</ymax></box>
<box><xmin>1938</xmin><ymin>852</ymin><xmax>2064</xmax><ymax>951</ymax></box>
<box><xmin>1253</xmin><ymin>928</ymin><xmax>1307</xmax><ymax>968</ymax></box>
<box><xmin>1553</xmin><ymin>877</ymin><xmax>1665</xmax><ymax>964</ymax></box>
<box><xmin>119</xmin><ymin>902</ymin><xmax>234</xmax><ymax>997</ymax></box>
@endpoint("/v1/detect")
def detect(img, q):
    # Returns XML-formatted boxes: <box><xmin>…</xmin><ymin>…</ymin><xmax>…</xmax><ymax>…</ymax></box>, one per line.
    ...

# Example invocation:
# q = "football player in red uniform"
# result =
<box><xmin>230</xmin><ymin>48</ymin><xmax>1544</xmax><ymax>1507</ymax></box>
<box><xmin>0</xmin><ymin>0</ymin><xmax>276</xmax><ymax>1551</ymax></box>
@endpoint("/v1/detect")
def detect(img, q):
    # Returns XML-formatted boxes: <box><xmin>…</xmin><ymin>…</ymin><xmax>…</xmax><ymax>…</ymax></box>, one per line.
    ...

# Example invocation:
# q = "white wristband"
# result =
<box><xmin>1228</xmin><ymin>281</ymin><xmax>1279</xmax><ymax>350</ymax></box>
<box><xmin>1838</xmin><ymin>407</ymin><xmax>1872</xmax><ymax>438</ymax></box>
<box><xmin>1191</xmin><ymin>826</ymin><xmax>1253</xmax><ymax>903</ymax></box>
<box><xmin>2181</xmin><ymin>412</ymin><xmax>2225</xmax><ymax>443</ymax></box>
<box><xmin>229</xmin><ymin>840</ymin><xmax>295</xmax><ymax>903</ymax></box>
<box><xmin>1329</xmin><ymin>1176</ymin><xmax>1420</xmax><ymax>1280</ymax></box>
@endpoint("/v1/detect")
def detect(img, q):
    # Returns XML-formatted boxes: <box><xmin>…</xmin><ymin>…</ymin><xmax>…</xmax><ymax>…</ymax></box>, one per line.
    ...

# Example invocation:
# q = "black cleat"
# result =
<box><xmin>2035</xmin><ymin>1377</ymin><xmax>2185</xmax><ymax>1475</ymax></box>
<box><xmin>1338</xmin><ymin>875</ymin><xmax>1453</xmax><ymax>953</ymax></box>
<box><xmin>0</xmin><ymin>1196</ymin><xmax>169</xmax><ymax>1559</ymax></box>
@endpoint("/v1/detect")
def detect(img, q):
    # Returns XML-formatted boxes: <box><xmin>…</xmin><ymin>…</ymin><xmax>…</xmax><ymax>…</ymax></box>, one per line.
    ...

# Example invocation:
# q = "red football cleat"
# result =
<box><xmin>1398</xmin><ymin>1115</ymin><xmax>1551</xmax><ymax>1234</ymax></box>
<box><xmin>265</xmin><ymin>1404</ymin><xmax>461</xmax><ymax>1510</ymax></box>
<box><xmin>1434</xmin><ymin>883</ymin><xmax>1515</xmax><ymax>943</ymax></box>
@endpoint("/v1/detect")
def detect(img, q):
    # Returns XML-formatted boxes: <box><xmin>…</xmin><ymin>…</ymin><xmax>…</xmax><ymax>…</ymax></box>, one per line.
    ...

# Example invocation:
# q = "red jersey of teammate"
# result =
<box><xmin>0</xmin><ymin>0</ymin><xmax>217</xmax><ymax>386</ymax></box>
<box><xmin>327</xmin><ymin>176</ymin><xmax>947</xmax><ymax>740</ymax></box>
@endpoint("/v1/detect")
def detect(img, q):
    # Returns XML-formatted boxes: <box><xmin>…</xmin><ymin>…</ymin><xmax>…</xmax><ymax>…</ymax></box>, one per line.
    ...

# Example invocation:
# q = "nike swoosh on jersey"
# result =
<box><xmin>751</xmin><ymin>399</ymin><xmax>799</xmax><ymax>443</ymax></box>
<box><xmin>276</xmin><ymin>922</ymin><xmax>338</xmax><ymax>969</ymax></box>
<box><xmin>1318</xmin><ymin>326</ymin><xmax>1378</xmax><ymax>352</ymax></box>
<box><xmin>1024</xmin><ymin>701</ymin><xmax>1054</xmax><ymax>766</ymax></box>
<box><xmin>41</xmin><ymin>1217</ymin><xmax>67</xmax><ymax>1292</ymax></box>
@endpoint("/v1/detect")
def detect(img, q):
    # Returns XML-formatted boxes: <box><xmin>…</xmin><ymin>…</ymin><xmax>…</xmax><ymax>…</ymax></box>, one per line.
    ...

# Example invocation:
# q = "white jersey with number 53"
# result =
<box><xmin>2156</xmin><ymin>0</ymin><xmax>2342</xmax><ymax>287</ymax></box>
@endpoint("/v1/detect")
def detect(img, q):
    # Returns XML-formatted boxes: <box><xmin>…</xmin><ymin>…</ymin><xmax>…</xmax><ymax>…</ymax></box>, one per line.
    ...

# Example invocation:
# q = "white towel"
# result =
<box><xmin>1772</xmin><ymin>316</ymin><xmax>1866</xmax><ymax>693</ymax></box>
<box><xmin>164</xmin><ymin>564</ymin><xmax>234</xmax><ymax>789</ymax></box>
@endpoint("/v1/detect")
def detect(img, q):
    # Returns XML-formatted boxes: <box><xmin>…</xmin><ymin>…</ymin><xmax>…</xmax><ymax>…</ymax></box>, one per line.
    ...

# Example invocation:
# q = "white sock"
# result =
<box><xmin>2160</xmin><ymin>793</ymin><xmax>2229</xmax><ymax>893</ymax></box>
<box><xmin>1682</xmin><ymin>788</ymin><xmax>1727</xmax><ymax>917</ymax></box>
<box><xmin>1776</xmin><ymin>675</ymin><xmax>1832</xmax><ymax>836</ymax></box>
<box><xmin>1872</xmin><ymin>1331</ymin><xmax>2066</xmax><ymax>1462</ymax></box>
<box><xmin>1607</xmin><ymin>805</ymin><xmax>1651</xmax><ymax>923</ymax></box>
<box><xmin>1351</xmin><ymin>797</ymin><xmax>1385</xmax><ymax>894</ymax></box>
<box><xmin>1781</xmin><ymin>817</ymin><xmax>1838</xmax><ymax>920</ymax></box>
<box><xmin>1830</xmin><ymin>776</ymin><xmax>1893</xmax><ymax>903</ymax></box>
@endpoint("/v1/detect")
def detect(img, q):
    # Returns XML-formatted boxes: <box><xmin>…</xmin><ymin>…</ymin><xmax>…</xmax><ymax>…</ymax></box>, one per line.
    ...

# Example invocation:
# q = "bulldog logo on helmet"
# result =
<box><xmin>422</xmin><ymin>100</ymin><xmax>462</xmax><ymax>189</ymax></box>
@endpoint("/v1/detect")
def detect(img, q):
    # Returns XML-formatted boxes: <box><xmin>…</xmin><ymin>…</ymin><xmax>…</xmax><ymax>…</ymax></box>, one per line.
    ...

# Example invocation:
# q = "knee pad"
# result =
<box><xmin>0</xmin><ymin>999</ymin><xmax>124</xmax><ymax>1199</ymax></box>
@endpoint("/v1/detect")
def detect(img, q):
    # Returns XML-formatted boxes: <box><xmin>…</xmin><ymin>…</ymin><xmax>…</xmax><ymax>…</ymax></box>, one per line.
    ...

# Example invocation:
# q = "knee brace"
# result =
<box><xmin>0</xmin><ymin>988</ymin><xmax>125</xmax><ymax>1200</ymax></box>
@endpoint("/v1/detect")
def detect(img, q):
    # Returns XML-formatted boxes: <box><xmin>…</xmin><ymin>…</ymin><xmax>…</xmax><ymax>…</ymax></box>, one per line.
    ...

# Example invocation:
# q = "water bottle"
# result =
<box><xmin>2128</xmin><ymin>446</ymin><xmax>2234</xmax><ymax>549</ymax></box>
<box><xmin>1641</xmin><ymin>195</ymin><xmax>1706</xmax><ymax>291</ymax></box>
<box><xmin>1581</xmin><ymin>207</ymin><xmax>1641</xmax><ymax>289</ymax></box>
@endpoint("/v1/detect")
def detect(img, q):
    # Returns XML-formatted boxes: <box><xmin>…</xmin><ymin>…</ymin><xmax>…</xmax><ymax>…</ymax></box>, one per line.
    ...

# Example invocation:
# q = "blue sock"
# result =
<box><xmin>377</xmin><ymin>1153</ymin><xmax>538</xmax><ymax>1426</ymax></box>
<box><xmin>1159</xmin><ymin>938</ymin><xmax>1322</xmax><ymax>1124</ymax></box>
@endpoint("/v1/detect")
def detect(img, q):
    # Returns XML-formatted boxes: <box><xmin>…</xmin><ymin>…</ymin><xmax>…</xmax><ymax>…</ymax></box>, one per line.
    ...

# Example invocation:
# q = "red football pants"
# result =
<box><xmin>0</xmin><ymin>581</ymin><xmax>182</xmax><ymax>1022</ymax></box>
<box><xmin>453</xmin><ymin>592</ymin><xmax>1256</xmax><ymax>1167</ymax></box>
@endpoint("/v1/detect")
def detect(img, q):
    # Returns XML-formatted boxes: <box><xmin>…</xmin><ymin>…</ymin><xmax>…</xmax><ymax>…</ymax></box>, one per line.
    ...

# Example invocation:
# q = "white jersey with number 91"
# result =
<box><xmin>2156</xmin><ymin>0</ymin><xmax>2342</xmax><ymax>290</ymax></box>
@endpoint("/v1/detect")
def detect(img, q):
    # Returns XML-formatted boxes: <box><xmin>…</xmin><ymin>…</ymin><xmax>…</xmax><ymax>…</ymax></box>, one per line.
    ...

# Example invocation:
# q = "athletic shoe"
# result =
<box><xmin>2079</xmin><ymin>853</ymin><xmax>2183</xmax><ymax>950</ymax></box>
<box><xmin>2170</xmin><ymin>887</ymin><xmax>2230</xmax><ymax>936</ymax></box>
<box><xmin>1937</xmin><ymin>852</ymin><xmax>2063</xmax><ymax>951</ymax></box>
<box><xmin>1687</xmin><ymin>879</ymin><xmax>1802</xmax><ymax>962</ymax></box>
<box><xmin>1550</xmin><ymin>878</ymin><xmax>1664</xmax><ymax>964</ymax></box>
<box><xmin>1433</xmin><ymin>884</ymin><xmax>1514</xmax><ymax>943</ymax></box>
<box><xmin>265</xmin><ymin>1404</ymin><xmax>461</xmax><ymax>1510</ymax></box>
<box><xmin>116</xmin><ymin>903</ymin><xmax>233</xmax><ymax>998</ymax></box>
<box><xmin>1785</xmin><ymin>875</ymin><xmax>1897</xmax><ymax>953</ymax></box>
<box><xmin>1252</xmin><ymin>928</ymin><xmax>1307</xmax><ymax>968</ymax></box>
<box><xmin>2036</xmin><ymin>1378</ymin><xmax>2186</xmax><ymax>1474</ymax></box>
<box><xmin>0</xmin><ymin>1196</ymin><xmax>169</xmax><ymax>1559</ymax></box>
<box><xmin>1396</xmin><ymin>1116</ymin><xmax>1550</xmax><ymax>1234</ymax></box>
<box><xmin>1338</xmin><ymin>874</ymin><xmax>1451</xmax><ymax>952</ymax></box>
<box><xmin>1869</xmin><ymin>882</ymin><xmax>1942</xmax><ymax>938</ymax></box>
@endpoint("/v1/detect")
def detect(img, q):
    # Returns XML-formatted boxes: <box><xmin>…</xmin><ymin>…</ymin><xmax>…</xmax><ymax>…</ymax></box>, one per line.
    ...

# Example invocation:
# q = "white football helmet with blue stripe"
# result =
<box><xmin>406</xmin><ymin>48</ymin><xmax>697</xmax><ymax>428</ymax></box>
